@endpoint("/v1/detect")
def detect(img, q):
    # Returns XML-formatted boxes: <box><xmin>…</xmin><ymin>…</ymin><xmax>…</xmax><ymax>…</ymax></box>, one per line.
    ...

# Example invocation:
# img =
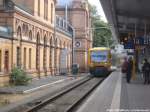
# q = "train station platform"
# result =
<box><xmin>77</xmin><ymin>70</ymin><xmax>150</xmax><ymax>112</ymax></box>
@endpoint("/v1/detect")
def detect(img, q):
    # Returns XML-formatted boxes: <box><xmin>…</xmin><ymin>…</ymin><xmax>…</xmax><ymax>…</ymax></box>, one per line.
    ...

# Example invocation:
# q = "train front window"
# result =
<box><xmin>91</xmin><ymin>51</ymin><xmax>108</xmax><ymax>63</ymax></box>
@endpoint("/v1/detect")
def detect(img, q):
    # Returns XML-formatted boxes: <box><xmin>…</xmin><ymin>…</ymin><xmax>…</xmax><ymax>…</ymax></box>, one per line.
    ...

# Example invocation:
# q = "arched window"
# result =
<box><xmin>63</xmin><ymin>42</ymin><xmax>66</xmax><ymax>48</ymax></box>
<box><xmin>36</xmin><ymin>33</ymin><xmax>40</xmax><ymax>69</ymax></box>
<box><xmin>29</xmin><ymin>31</ymin><xmax>32</xmax><ymax>40</ymax></box>
<box><xmin>86</xmin><ymin>11</ymin><xmax>89</xmax><ymax>27</ymax></box>
<box><xmin>4</xmin><ymin>50</ymin><xmax>9</xmax><ymax>72</ymax></box>
<box><xmin>44</xmin><ymin>0</ymin><xmax>48</xmax><ymax>20</ymax></box>
<box><xmin>29</xmin><ymin>48</ymin><xmax>32</xmax><ymax>69</ymax></box>
<box><xmin>43</xmin><ymin>36</ymin><xmax>47</xmax><ymax>69</ymax></box>
<box><xmin>23</xmin><ymin>47</ymin><xmax>27</xmax><ymax>69</ymax></box>
<box><xmin>22</xmin><ymin>24</ymin><xmax>28</xmax><ymax>36</ymax></box>
<box><xmin>16</xmin><ymin>27</ymin><xmax>22</xmax><ymax>67</ymax></box>
<box><xmin>49</xmin><ymin>37</ymin><xmax>53</xmax><ymax>68</ymax></box>
<box><xmin>54</xmin><ymin>38</ymin><xmax>57</xmax><ymax>69</ymax></box>
<box><xmin>38</xmin><ymin>0</ymin><xmax>40</xmax><ymax>16</ymax></box>
<box><xmin>55</xmin><ymin>38</ymin><xmax>58</xmax><ymax>48</ymax></box>
<box><xmin>17</xmin><ymin>26</ymin><xmax>21</xmax><ymax>39</ymax></box>
<box><xmin>50</xmin><ymin>37</ymin><xmax>52</xmax><ymax>46</ymax></box>
<box><xmin>26</xmin><ymin>25</ymin><xmax>28</xmax><ymax>37</ymax></box>
<box><xmin>22</xmin><ymin>24</ymin><xmax>26</xmax><ymax>36</ymax></box>
<box><xmin>44</xmin><ymin>35</ymin><xmax>47</xmax><ymax>45</ymax></box>
<box><xmin>51</xmin><ymin>3</ymin><xmax>53</xmax><ymax>23</ymax></box>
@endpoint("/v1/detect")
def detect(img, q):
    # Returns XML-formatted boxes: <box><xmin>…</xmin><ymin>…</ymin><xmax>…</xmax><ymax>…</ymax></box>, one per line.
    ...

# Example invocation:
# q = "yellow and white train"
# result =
<box><xmin>88</xmin><ymin>47</ymin><xmax>112</xmax><ymax>77</ymax></box>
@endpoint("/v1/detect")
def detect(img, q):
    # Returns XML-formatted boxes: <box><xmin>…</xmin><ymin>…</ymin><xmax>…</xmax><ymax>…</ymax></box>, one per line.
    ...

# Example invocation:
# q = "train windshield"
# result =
<box><xmin>91</xmin><ymin>50</ymin><xmax>108</xmax><ymax>62</ymax></box>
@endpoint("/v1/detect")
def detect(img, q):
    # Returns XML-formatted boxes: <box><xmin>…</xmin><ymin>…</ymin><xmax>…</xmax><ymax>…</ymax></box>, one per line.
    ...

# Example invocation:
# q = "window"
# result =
<box><xmin>29</xmin><ymin>48</ymin><xmax>32</xmax><ymax>69</ymax></box>
<box><xmin>36</xmin><ymin>34</ymin><xmax>40</xmax><ymax>69</ymax></box>
<box><xmin>86</xmin><ymin>12</ymin><xmax>89</xmax><ymax>27</ymax></box>
<box><xmin>49</xmin><ymin>37</ymin><xmax>53</xmax><ymax>68</ymax></box>
<box><xmin>4</xmin><ymin>50</ymin><xmax>9</xmax><ymax>72</ymax></box>
<box><xmin>44</xmin><ymin>0</ymin><xmax>48</xmax><ymax>20</ymax></box>
<box><xmin>43</xmin><ymin>36</ymin><xmax>47</xmax><ymax>69</ymax></box>
<box><xmin>17</xmin><ymin>27</ymin><xmax>21</xmax><ymax>40</ymax></box>
<box><xmin>22</xmin><ymin>24</ymin><xmax>26</xmax><ymax>36</ymax></box>
<box><xmin>54</xmin><ymin>39</ymin><xmax>57</xmax><ymax>68</ymax></box>
<box><xmin>38</xmin><ymin>0</ymin><xmax>40</xmax><ymax>16</ymax></box>
<box><xmin>24</xmin><ymin>48</ymin><xmax>26</xmax><ymax>69</ymax></box>
<box><xmin>49</xmin><ymin>47</ymin><xmax>51</xmax><ymax>68</ymax></box>
<box><xmin>17</xmin><ymin>47</ymin><xmax>21</xmax><ymax>67</ymax></box>
<box><xmin>0</xmin><ymin>50</ymin><xmax>1</xmax><ymax>72</ymax></box>
<box><xmin>51</xmin><ymin>3</ymin><xmax>53</xmax><ymax>23</ymax></box>
<box><xmin>29</xmin><ymin>31</ymin><xmax>32</xmax><ymax>40</ymax></box>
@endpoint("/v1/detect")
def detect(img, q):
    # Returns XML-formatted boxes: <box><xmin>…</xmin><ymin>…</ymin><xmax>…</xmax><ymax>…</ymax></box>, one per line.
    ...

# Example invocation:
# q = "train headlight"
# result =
<box><xmin>104</xmin><ymin>63</ymin><xmax>107</xmax><ymax>65</ymax></box>
<box><xmin>90</xmin><ymin>63</ymin><xmax>94</xmax><ymax>67</ymax></box>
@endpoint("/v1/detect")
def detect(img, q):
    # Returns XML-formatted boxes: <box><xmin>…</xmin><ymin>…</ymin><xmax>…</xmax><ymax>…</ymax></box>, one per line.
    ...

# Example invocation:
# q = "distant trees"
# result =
<box><xmin>90</xmin><ymin>5</ymin><xmax>113</xmax><ymax>47</ymax></box>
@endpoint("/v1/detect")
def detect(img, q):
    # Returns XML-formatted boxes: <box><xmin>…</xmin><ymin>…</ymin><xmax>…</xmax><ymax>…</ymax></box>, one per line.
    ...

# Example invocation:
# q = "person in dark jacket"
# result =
<box><xmin>142</xmin><ymin>58</ymin><xmax>150</xmax><ymax>84</ymax></box>
<box><xmin>121</xmin><ymin>57</ymin><xmax>128</xmax><ymax>74</ymax></box>
<box><xmin>126</xmin><ymin>57</ymin><xmax>133</xmax><ymax>83</ymax></box>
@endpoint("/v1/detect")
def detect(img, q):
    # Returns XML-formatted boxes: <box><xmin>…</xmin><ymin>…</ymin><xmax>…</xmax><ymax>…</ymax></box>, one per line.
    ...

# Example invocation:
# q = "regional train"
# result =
<box><xmin>88</xmin><ymin>47</ymin><xmax>112</xmax><ymax>77</ymax></box>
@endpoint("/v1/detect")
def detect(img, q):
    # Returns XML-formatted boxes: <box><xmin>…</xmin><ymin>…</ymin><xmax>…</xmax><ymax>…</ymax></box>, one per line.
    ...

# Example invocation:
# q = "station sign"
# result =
<box><xmin>123</xmin><ymin>36</ymin><xmax>150</xmax><ymax>49</ymax></box>
<box><xmin>134</xmin><ymin>36</ymin><xmax>150</xmax><ymax>45</ymax></box>
<box><xmin>124</xmin><ymin>39</ymin><xmax>134</xmax><ymax>49</ymax></box>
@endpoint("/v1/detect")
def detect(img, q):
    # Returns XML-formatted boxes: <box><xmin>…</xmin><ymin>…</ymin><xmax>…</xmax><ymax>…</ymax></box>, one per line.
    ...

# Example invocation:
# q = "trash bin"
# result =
<box><xmin>72</xmin><ymin>64</ymin><xmax>79</xmax><ymax>75</ymax></box>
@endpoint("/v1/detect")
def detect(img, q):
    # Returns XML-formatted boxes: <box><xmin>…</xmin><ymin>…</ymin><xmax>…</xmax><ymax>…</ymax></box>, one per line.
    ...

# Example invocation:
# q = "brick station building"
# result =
<box><xmin>56</xmin><ymin>0</ymin><xmax>93</xmax><ymax>72</ymax></box>
<box><xmin>0</xmin><ymin>0</ymin><xmax>73</xmax><ymax>86</ymax></box>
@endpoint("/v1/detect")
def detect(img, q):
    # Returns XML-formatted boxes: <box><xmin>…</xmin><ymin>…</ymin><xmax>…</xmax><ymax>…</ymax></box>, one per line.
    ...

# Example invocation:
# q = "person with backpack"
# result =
<box><xmin>142</xmin><ymin>58</ymin><xmax>150</xmax><ymax>84</ymax></box>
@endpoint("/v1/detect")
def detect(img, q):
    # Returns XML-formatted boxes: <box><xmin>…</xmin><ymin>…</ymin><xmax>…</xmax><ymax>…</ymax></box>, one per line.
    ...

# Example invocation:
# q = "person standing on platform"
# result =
<box><xmin>142</xmin><ymin>59</ymin><xmax>150</xmax><ymax>84</ymax></box>
<box><xmin>121</xmin><ymin>57</ymin><xmax>128</xmax><ymax>77</ymax></box>
<box><xmin>126</xmin><ymin>57</ymin><xmax>133</xmax><ymax>83</ymax></box>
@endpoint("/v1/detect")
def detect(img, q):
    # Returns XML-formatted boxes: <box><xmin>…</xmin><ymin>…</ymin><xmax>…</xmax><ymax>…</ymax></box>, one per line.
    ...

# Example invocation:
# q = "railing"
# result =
<box><xmin>56</xmin><ymin>15</ymin><xmax>73</xmax><ymax>37</ymax></box>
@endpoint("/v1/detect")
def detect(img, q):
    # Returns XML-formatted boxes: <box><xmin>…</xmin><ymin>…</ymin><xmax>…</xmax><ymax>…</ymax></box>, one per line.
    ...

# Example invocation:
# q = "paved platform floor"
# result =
<box><xmin>120</xmin><ymin>74</ymin><xmax>150</xmax><ymax>111</ymax></box>
<box><xmin>77</xmin><ymin>71</ymin><xmax>150</xmax><ymax>112</ymax></box>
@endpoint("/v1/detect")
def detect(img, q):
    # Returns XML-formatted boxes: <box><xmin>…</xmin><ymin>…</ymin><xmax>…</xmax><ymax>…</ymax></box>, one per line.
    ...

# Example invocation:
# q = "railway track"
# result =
<box><xmin>22</xmin><ymin>77</ymin><xmax>104</xmax><ymax>112</ymax></box>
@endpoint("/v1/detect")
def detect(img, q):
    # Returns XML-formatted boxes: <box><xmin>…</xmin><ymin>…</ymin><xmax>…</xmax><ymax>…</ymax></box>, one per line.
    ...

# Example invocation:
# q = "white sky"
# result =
<box><xmin>88</xmin><ymin>0</ymin><xmax>107</xmax><ymax>22</ymax></box>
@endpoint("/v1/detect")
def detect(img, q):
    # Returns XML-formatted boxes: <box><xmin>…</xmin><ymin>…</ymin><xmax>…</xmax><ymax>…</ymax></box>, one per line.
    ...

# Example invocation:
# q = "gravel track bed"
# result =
<box><xmin>37</xmin><ymin>78</ymin><xmax>102</xmax><ymax>112</ymax></box>
<box><xmin>8</xmin><ymin>76</ymin><xmax>90</xmax><ymax>112</ymax></box>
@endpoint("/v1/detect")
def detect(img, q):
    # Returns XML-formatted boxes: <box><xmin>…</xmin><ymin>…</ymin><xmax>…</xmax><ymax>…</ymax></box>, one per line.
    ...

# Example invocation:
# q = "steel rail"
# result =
<box><xmin>65</xmin><ymin>78</ymin><xmax>104</xmax><ymax>112</ymax></box>
<box><xmin>24</xmin><ymin>76</ymin><xmax>93</xmax><ymax>112</ymax></box>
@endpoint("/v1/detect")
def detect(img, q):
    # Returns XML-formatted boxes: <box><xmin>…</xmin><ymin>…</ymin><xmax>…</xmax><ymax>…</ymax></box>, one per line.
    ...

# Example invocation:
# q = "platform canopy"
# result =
<box><xmin>100</xmin><ymin>0</ymin><xmax>150</xmax><ymax>42</ymax></box>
